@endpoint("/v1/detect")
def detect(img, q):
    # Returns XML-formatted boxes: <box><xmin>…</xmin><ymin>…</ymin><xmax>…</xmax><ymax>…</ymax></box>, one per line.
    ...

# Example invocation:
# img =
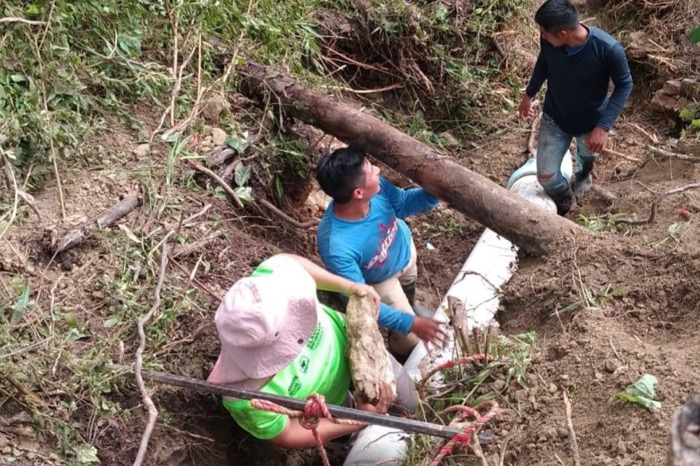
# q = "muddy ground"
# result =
<box><xmin>2</xmin><ymin>2</ymin><xmax>700</xmax><ymax>466</ymax></box>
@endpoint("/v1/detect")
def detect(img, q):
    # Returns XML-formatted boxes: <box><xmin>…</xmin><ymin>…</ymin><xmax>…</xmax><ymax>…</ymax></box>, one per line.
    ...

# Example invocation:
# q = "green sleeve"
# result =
<box><xmin>222</xmin><ymin>399</ymin><xmax>289</xmax><ymax>440</ymax></box>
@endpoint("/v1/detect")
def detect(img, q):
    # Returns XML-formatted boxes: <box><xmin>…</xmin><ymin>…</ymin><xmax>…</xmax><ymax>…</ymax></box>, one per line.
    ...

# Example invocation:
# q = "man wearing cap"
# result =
<box><xmin>208</xmin><ymin>254</ymin><xmax>419</xmax><ymax>447</ymax></box>
<box><xmin>316</xmin><ymin>146</ymin><xmax>444</xmax><ymax>356</ymax></box>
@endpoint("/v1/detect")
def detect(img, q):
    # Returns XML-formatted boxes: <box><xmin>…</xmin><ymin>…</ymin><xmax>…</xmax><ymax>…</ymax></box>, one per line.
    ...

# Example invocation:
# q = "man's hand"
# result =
<box><xmin>356</xmin><ymin>382</ymin><xmax>396</xmax><ymax>414</ymax></box>
<box><xmin>518</xmin><ymin>95</ymin><xmax>535</xmax><ymax>121</ymax></box>
<box><xmin>348</xmin><ymin>284</ymin><xmax>381</xmax><ymax>318</ymax></box>
<box><xmin>585</xmin><ymin>126</ymin><xmax>608</xmax><ymax>154</ymax></box>
<box><xmin>410</xmin><ymin>317</ymin><xmax>446</xmax><ymax>346</ymax></box>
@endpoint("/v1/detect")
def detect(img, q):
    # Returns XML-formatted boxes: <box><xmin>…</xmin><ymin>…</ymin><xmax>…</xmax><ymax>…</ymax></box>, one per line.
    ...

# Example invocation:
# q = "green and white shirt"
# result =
<box><xmin>222</xmin><ymin>258</ymin><xmax>351</xmax><ymax>440</ymax></box>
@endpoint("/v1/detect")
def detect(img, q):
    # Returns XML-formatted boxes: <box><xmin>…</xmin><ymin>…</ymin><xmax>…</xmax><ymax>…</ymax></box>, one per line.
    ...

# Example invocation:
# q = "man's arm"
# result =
<box><xmin>519</xmin><ymin>43</ymin><xmax>548</xmax><ymax>121</ymax></box>
<box><xmin>598</xmin><ymin>43</ymin><xmax>633</xmax><ymax>131</ymax></box>
<box><xmin>379</xmin><ymin>177</ymin><xmax>440</xmax><ymax>219</ymax></box>
<box><xmin>322</xmin><ymin>252</ymin><xmax>416</xmax><ymax>335</ymax></box>
<box><xmin>525</xmin><ymin>49</ymin><xmax>548</xmax><ymax>99</ymax></box>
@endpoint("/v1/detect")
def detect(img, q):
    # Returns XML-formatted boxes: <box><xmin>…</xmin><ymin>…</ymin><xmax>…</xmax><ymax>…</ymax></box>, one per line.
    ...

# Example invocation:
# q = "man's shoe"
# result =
<box><xmin>573</xmin><ymin>173</ymin><xmax>593</xmax><ymax>198</ymax></box>
<box><xmin>551</xmin><ymin>188</ymin><xmax>575</xmax><ymax>216</ymax></box>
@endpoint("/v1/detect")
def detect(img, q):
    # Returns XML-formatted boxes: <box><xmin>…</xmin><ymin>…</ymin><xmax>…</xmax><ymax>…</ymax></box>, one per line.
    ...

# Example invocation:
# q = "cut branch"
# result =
<box><xmin>54</xmin><ymin>193</ymin><xmax>142</xmax><ymax>254</ymax></box>
<box><xmin>617</xmin><ymin>183</ymin><xmax>700</xmax><ymax>225</ymax></box>
<box><xmin>563</xmin><ymin>391</ymin><xmax>581</xmax><ymax>466</ymax></box>
<box><xmin>240</xmin><ymin>63</ymin><xmax>589</xmax><ymax>255</ymax></box>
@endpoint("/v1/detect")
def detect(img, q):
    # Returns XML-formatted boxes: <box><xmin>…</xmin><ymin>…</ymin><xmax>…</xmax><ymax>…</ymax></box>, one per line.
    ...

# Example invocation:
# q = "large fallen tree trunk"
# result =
<box><xmin>240</xmin><ymin>63</ymin><xmax>591</xmax><ymax>255</ymax></box>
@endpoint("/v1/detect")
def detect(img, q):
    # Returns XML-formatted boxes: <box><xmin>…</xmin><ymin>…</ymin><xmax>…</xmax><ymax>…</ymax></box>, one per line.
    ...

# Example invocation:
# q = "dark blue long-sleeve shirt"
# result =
<box><xmin>526</xmin><ymin>26</ymin><xmax>633</xmax><ymax>136</ymax></box>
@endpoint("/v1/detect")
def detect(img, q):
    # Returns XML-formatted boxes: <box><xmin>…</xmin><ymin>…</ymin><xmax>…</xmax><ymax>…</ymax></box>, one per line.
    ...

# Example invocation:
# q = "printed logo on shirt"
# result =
<box><xmin>288</xmin><ymin>375</ymin><xmax>301</xmax><ymax>397</ymax></box>
<box><xmin>298</xmin><ymin>356</ymin><xmax>310</xmax><ymax>374</ymax></box>
<box><xmin>365</xmin><ymin>218</ymin><xmax>398</xmax><ymax>270</ymax></box>
<box><xmin>306</xmin><ymin>324</ymin><xmax>323</xmax><ymax>350</ymax></box>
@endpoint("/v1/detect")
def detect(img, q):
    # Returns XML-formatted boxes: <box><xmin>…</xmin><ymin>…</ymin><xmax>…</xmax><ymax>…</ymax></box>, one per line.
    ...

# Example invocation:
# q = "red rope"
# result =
<box><xmin>418</xmin><ymin>354</ymin><xmax>494</xmax><ymax>398</ymax></box>
<box><xmin>428</xmin><ymin>401</ymin><xmax>499</xmax><ymax>466</ymax></box>
<box><xmin>251</xmin><ymin>394</ymin><xmax>365</xmax><ymax>466</ymax></box>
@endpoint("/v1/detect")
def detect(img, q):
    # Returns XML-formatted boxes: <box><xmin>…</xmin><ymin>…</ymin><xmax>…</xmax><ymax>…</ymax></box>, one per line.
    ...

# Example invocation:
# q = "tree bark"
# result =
<box><xmin>240</xmin><ymin>62</ymin><xmax>590</xmax><ymax>255</ymax></box>
<box><xmin>668</xmin><ymin>396</ymin><xmax>700</xmax><ymax>466</ymax></box>
<box><xmin>345</xmin><ymin>294</ymin><xmax>396</xmax><ymax>403</ymax></box>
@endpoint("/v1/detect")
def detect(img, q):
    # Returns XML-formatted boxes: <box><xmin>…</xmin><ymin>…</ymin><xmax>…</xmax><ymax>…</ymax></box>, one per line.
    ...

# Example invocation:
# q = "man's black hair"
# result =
<box><xmin>535</xmin><ymin>0</ymin><xmax>579</xmax><ymax>32</ymax></box>
<box><xmin>316</xmin><ymin>146</ymin><xmax>366</xmax><ymax>204</ymax></box>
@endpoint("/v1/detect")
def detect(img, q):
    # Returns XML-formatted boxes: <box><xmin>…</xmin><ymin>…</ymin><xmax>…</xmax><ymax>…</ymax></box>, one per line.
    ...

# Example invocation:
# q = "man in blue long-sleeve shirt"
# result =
<box><xmin>518</xmin><ymin>0</ymin><xmax>633</xmax><ymax>215</ymax></box>
<box><xmin>316</xmin><ymin>147</ymin><xmax>444</xmax><ymax>355</ymax></box>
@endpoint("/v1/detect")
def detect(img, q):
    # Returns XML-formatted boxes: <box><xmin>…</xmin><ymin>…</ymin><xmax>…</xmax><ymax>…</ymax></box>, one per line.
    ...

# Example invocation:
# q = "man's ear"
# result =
<box><xmin>352</xmin><ymin>187</ymin><xmax>364</xmax><ymax>200</ymax></box>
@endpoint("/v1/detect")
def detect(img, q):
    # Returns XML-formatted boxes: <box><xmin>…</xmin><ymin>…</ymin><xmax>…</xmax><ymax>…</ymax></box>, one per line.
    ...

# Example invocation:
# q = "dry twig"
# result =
<box><xmin>257</xmin><ymin>198</ymin><xmax>319</xmax><ymax>229</ymax></box>
<box><xmin>188</xmin><ymin>160</ymin><xmax>244</xmax><ymax>208</ymax></box>
<box><xmin>617</xmin><ymin>182</ymin><xmax>700</xmax><ymax>225</ymax></box>
<box><xmin>603</xmin><ymin>147</ymin><xmax>641</xmax><ymax>163</ymax></box>
<box><xmin>0</xmin><ymin>17</ymin><xmax>46</xmax><ymax>25</ymax></box>
<box><xmin>133</xmin><ymin>204</ymin><xmax>212</xmax><ymax>466</ymax></box>
<box><xmin>646</xmin><ymin>144</ymin><xmax>700</xmax><ymax>162</ymax></box>
<box><xmin>563</xmin><ymin>391</ymin><xmax>581</xmax><ymax>466</ymax></box>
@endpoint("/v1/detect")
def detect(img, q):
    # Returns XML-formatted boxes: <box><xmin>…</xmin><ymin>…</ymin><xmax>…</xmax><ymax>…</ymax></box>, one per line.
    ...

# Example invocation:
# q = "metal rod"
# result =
<box><xmin>141</xmin><ymin>370</ymin><xmax>463</xmax><ymax>439</ymax></box>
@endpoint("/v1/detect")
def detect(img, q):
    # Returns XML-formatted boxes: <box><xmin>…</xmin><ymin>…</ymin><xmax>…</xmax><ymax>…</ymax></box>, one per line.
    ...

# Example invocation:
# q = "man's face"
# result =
<box><xmin>356</xmin><ymin>159</ymin><xmax>381</xmax><ymax>200</ymax></box>
<box><xmin>540</xmin><ymin>27</ymin><xmax>568</xmax><ymax>47</ymax></box>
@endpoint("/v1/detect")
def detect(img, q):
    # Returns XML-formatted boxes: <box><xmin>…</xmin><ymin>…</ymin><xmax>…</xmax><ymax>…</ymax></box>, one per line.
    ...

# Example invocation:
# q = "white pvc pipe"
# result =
<box><xmin>343</xmin><ymin>153</ymin><xmax>573</xmax><ymax>466</ymax></box>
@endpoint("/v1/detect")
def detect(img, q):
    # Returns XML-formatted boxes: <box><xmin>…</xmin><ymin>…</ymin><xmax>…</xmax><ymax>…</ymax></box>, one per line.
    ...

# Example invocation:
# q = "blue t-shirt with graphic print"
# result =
<box><xmin>317</xmin><ymin>177</ymin><xmax>440</xmax><ymax>335</ymax></box>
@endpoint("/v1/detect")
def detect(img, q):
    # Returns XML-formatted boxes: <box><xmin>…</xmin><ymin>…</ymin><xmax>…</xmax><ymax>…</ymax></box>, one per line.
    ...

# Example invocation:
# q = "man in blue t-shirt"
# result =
<box><xmin>518</xmin><ymin>0</ymin><xmax>633</xmax><ymax>215</ymax></box>
<box><xmin>316</xmin><ymin>147</ymin><xmax>444</xmax><ymax>355</ymax></box>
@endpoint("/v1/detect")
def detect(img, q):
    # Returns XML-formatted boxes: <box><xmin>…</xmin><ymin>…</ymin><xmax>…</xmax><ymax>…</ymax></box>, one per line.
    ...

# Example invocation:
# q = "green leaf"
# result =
<box><xmin>689</xmin><ymin>25</ymin><xmax>700</xmax><ymax>44</ymax></box>
<box><xmin>234</xmin><ymin>163</ymin><xmax>251</xmax><ymax>187</ymax></box>
<box><xmin>234</xmin><ymin>186</ymin><xmax>254</xmax><ymax>204</ymax></box>
<box><xmin>10</xmin><ymin>74</ymin><xmax>26</xmax><ymax>83</ymax></box>
<box><xmin>74</xmin><ymin>444</ymin><xmax>100</xmax><ymax>464</ymax></box>
<box><xmin>617</xmin><ymin>374</ymin><xmax>661</xmax><ymax>412</ymax></box>
<box><xmin>11</xmin><ymin>285</ymin><xmax>31</xmax><ymax>324</ymax></box>
<box><xmin>104</xmin><ymin>317</ymin><xmax>121</xmax><ymax>328</ymax></box>
<box><xmin>64</xmin><ymin>313</ymin><xmax>79</xmax><ymax>329</ymax></box>
<box><xmin>56</xmin><ymin>68</ymin><xmax>70</xmax><ymax>79</ymax></box>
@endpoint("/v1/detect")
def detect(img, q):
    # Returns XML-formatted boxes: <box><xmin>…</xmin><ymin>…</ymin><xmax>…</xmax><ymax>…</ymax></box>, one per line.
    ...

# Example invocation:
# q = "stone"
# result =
<box><xmin>548</xmin><ymin>383</ymin><xmax>558</xmax><ymax>394</ymax></box>
<box><xmin>132</xmin><ymin>143</ymin><xmax>150</xmax><ymax>158</ymax></box>
<box><xmin>202</xmin><ymin>94</ymin><xmax>228</xmax><ymax>122</ymax></box>
<box><xmin>438</xmin><ymin>131</ymin><xmax>460</xmax><ymax>147</ymax></box>
<box><xmin>211</xmin><ymin>127</ymin><xmax>227</xmax><ymax>146</ymax></box>
<box><xmin>681</xmin><ymin>79</ymin><xmax>700</xmax><ymax>99</ymax></box>
<box><xmin>604</xmin><ymin>359</ymin><xmax>620</xmax><ymax>373</ymax></box>
<box><xmin>663</xmin><ymin>80</ymin><xmax>682</xmax><ymax>96</ymax></box>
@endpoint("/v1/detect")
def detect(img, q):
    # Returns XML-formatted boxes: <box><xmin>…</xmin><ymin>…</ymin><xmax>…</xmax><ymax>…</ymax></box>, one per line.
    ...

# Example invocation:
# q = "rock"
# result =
<box><xmin>541</xmin><ymin>427</ymin><xmax>558</xmax><ymax>441</ymax></box>
<box><xmin>604</xmin><ymin>359</ymin><xmax>620</xmax><ymax>373</ymax></box>
<box><xmin>92</xmin><ymin>291</ymin><xmax>105</xmax><ymax>300</ymax></box>
<box><xmin>663</xmin><ymin>80</ymin><xmax>682</xmax><ymax>95</ymax></box>
<box><xmin>133</xmin><ymin>143</ymin><xmax>150</xmax><ymax>158</ymax></box>
<box><xmin>493</xmin><ymin>379</ymin><xmax>506</xmax><ymax>392</ymax></box>
<box><xmin>202</xmin><ymin>94</ymin><xmax>228</xmax><ymax>122</ymax></box>
<box><xmin>548</xmin><ymin>383</ymin><xmax>558</xmax><ymax>394</ymax></box>
<box><xmin>558</xmin><ymin>427</ymin><xmax>569</xmax><ymax>439</ymax></box>
<box><xmin>438</xmin><ymin>131</ymin><xmax>460</xmax><ymax>147</ymax></box>
<box><xmin>211</xmin><ymin>127</ymin><xmax>227</xmax><ymax>146</ymax></box>
<box><xmin>595</xmin><ymin>371</ymin><xmax>604</xmax><ymax>381</ymax></box>
<box><xmin>681</xmin><ymin>79</ymin><xmax>700</xmax><ymax>99</ymax></box>
<box><xmin>651</xmin><ymin>85</ymin><xmax>694</xmax><ymax>116</ymax></box>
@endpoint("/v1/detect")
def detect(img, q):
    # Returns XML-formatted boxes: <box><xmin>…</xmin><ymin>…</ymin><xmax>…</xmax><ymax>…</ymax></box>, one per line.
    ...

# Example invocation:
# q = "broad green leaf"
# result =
<box><xmin>235</xmin><ymin>186</ymin><xmax>254</xmax><ymax>204</ymax></box>
<box><xmin>617</xmin><ymin>374</ymin><xmax>661</xmax><ymax>412</ymax></box>
<box><xmin>74</xmin><ymin>444</ymin><xmax>100</xmax><ymax>464</ymax></box>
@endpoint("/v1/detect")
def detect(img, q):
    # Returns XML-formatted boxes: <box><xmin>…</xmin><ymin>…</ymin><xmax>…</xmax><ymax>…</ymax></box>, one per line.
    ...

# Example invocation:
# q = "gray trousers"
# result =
<box><xmin>343</xmin><ymin>352</ymin><xmax>419</xmax><ymax>416</ymax></box>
